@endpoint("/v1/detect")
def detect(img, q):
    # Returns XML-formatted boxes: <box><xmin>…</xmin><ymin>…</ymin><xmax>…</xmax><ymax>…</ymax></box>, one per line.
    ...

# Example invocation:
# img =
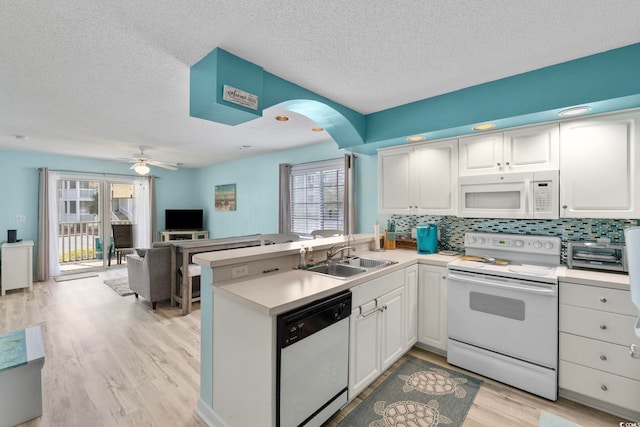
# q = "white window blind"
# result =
<box><xmin>290</xmin><ymin>159</ymin><xmax>344</xmax><ymax>235</ymax></box>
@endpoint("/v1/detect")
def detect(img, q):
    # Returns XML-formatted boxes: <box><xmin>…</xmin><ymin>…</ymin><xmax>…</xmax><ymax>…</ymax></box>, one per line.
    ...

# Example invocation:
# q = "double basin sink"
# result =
<box><xmin>306</xmin><ymin>256</ymin><xmax>398</xmax><ymax>278</ymax></box>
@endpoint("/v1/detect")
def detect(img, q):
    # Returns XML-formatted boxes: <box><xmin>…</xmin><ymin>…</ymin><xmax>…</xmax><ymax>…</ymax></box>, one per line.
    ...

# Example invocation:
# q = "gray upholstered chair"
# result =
<box><xmin>311</xmin><ymin>229</ymin><xmax>343</xmax><ymax>238</ymax></box>
<box><xmin>257</xmin><ymin>233</ymin><xmax>300</xmax><ymax>245</ymax></box>
<box><xmin>126</xmin><ymin>242</ymin><xmax>172</xmax><ymax>309</ymax></box>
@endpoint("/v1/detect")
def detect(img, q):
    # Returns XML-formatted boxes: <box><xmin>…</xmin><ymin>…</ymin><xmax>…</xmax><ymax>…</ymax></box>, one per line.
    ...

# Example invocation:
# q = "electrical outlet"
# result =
<box><xmin>231</xmin><ymin>265</ymin><xmax>249</xmax><ymax>279</ymax></box>
<box><xmin>16</xmin><ymin>215</ymin><xmax>26</xmax><ymax>222</ymax></box>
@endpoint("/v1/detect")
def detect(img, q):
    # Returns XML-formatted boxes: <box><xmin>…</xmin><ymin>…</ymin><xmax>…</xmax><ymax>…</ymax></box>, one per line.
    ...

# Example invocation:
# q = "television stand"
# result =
<box><xmin>159</xmin><ymin>230</ymin><xmax>209</xmax><ymax>242</ymax></box>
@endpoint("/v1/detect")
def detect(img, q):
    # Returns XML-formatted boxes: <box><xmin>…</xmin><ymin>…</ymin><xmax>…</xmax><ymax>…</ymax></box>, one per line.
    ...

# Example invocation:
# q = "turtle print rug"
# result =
<box><xmin>337</xmin><ymin>357</ymin><xmax>482</xmax><ymax>427</ymax></box>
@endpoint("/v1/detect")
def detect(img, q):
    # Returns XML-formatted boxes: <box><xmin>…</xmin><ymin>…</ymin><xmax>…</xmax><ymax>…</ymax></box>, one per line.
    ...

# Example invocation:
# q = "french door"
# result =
<box><xmin>53</xmin><ymin>173</ymin><xmax>152</xmax><ymax>274</ymax></box>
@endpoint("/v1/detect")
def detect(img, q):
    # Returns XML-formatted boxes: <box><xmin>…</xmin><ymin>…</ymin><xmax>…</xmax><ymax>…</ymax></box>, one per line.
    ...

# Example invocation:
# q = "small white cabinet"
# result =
<box><xmin>458</xmin><ymin>123</ymin><xmax>559</xmax><ymax>176</ymax></box>
<box><xmin>559</xmin><ymin>111</ymin><xmax>640</xmax><ymax>218</ymax></box>
<box><xmin>378</xmin><ymin>139</ymin><xmax>458</xmax><ymax>215</ymax></box>
<box><xmin>417</xmin><ymin>265</ymin><xmax>448</xmax><ymax>352</ymax></box>
<box><xmin>1</xmin><ymin>241</ymin><xmax>34</xmax><ymax>296</ymax></box>
<box><xmin>349</xmin><ymin>269</ymin><xmax>407</xmax><ymax>399</ymax></box>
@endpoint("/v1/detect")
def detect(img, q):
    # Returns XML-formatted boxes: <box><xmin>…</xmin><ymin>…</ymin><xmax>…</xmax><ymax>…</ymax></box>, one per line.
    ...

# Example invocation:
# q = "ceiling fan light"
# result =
<box><xmin>134</xmin><ymin>163</ymin><xmax>150</xmax><ymax>175</ymax></box>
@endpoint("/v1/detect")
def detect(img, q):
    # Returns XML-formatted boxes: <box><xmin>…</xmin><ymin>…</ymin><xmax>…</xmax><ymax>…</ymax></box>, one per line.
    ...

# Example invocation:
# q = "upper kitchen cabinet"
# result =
<box><xmin>560</xmin><ymin>111</ymin><xmax>640</xmax><ymax>218</ymax></box>
<box><xmin>378</xmin><ymin>139</ymin><xmax>458</xmax><ymax>215</ymax></box>
<box><xmin>458</xmin><ymin>123</ymin><xmax>559</xmax><ymax>176</ymax></box>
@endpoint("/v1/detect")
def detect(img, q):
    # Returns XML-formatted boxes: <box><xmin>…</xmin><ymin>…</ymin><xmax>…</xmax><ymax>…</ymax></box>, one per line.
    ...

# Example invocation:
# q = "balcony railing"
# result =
<box><xmin>58</xmin><ymin>220</ymin><xmax>131</xmax><ymax>264</ymax></box>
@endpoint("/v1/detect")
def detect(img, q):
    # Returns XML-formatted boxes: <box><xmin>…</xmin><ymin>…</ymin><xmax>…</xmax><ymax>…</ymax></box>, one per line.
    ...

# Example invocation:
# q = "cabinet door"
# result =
<box><xmin>378</xmin><ymin>147</ymin><xmax>413</xmax><ymax>214</ymax></box>
<box><xmin>413</xmin><ymin>140</ymin><xmax>458</xmax><ymax>215</ymax></box>
<box><xmin>560</xmin><ymin>112</ymin><xmax>640</xmax><ymax>218</ymax></box>
<box><xmin>503</xmin><ymin>123</ymin><xmax>559</xmax><ymax>172</ymax></box>
<box><xmin>349</xmin><ymin>305</ymin><xmax>381</xmax><ymax>398</ymax></box>
<box><xmin>458</xmin><ymin>133</ymin><xmax>504</xmax><ymax>176</ymax></box>
<box><xmin>418</xmin><ymin>265</ymin><xmax>448</xmax><ymax>351</ymax></box>
<box><xmin>404</xmin><ymin>265</ymin><xmax>418</xmax><ymax>349</ymax></box>
<box><xmin>380</xmin><ymin>286</ymin><xmax>405</xmax><ymax>372</ymax></box>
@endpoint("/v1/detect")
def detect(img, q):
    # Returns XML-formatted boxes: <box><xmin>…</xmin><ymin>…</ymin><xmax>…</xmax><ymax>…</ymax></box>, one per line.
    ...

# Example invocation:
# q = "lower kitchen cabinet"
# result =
<box><xmin>405</xmin><ymin>265</ymin><xmax>418</xmax><ymax>349</ymax></box>
<box><xmin>349</xmin><ymin>269</ymin><xmax>407</xmax><ymax>399</ymax></box>
<box><xmin>559</xmin><ymin>280</ymin><xmax>640</xmax><ymax>421</ymax></box>
<box><xmin>417</xmin><ymin>265</ymin><xmax>448</xmax><ymax>352</ymax></box>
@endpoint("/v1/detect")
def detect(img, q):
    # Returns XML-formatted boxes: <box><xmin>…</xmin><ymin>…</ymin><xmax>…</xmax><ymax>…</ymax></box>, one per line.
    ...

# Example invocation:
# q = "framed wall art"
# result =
<box><xmin>215</xmin><ymin>183</ymin><xmax>236</xmax><ymax>211</ymax></box>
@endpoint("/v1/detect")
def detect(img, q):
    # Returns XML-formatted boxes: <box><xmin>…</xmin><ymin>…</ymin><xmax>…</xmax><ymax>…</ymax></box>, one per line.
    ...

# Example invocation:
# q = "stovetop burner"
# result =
<box><xmin>448</xmin><ymin>232</ymin><xmax>562</xmax><ymax>284</ymax></box>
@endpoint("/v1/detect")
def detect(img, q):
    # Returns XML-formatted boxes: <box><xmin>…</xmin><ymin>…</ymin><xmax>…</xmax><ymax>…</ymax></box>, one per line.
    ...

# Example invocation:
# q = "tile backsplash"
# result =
<box><xmin>387</xmin><ymin>215</ymin><xmax>639</xmax><ymax>264</ymax></box>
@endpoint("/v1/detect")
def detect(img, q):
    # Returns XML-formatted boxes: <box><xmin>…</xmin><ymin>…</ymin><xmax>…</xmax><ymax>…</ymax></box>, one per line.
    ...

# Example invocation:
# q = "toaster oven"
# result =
<box><xmin>567</xmin><ymin>241</ymin><xmax>627</xmax><ymax>273</ymax></box>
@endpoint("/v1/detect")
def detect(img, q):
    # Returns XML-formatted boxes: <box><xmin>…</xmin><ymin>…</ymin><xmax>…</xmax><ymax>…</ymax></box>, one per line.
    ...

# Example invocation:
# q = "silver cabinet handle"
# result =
<box><xmin>601</xmin><ymin>385</ymin><xmax>608</xmax><ymax>391</ymax></box>
<box><xmin>631</xmin><ymin>344</ymin><xmax>640</xmax><ymax>359</ymax></box>
<box><xmin>600</xmin><ymin>324</ymin><xmax>607</xmax><ymax>330</ymax></box>
<box><xmin>600</xmin><ymin>297</ymin><xmax>607</xmax><ymax>303</ymax></box>
<box><xmin>505</xmin><ymin>161</ymin><xmax>510</xmax><ymax>166</ymax></box>
<box><xmin>497</xmin><ymin>162</ymin><xmax>501</xmax><ymax>166</ymax></box>
<box><xmin>600</xmin><ymin>354</ymin><xmax>607</xmax><ymax>361</ymax></box>
<box><xmin>562</xmin><ymin>205</ymin><xmax>568</xmax><ymax>209</ymax></box>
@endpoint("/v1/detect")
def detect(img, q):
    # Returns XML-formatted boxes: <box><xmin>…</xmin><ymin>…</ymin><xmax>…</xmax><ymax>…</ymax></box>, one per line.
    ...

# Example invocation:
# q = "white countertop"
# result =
<box><xmin>198</xmin><ymin>236</ymin><xmax>631</xmax><ymax>315</ymax></box>
<box><xmin>212</xmin><ymin>248</ymin><xmax>459</xmax><ymax>316</ymax></box>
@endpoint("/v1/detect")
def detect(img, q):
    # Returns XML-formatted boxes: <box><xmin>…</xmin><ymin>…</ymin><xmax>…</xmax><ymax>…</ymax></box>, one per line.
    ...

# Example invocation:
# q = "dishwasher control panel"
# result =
<box><xmin>277</xmin><ymin>291</ymin><xmax>352</xmax><ymax>349</ymax></box>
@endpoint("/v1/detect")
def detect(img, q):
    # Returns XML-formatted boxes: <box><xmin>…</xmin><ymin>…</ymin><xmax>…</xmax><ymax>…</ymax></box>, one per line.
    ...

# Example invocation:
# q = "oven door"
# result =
<box><xmin>447</xmin><ymin>270</ymin><xmax>558</xmax><ymax>368</ymax></box>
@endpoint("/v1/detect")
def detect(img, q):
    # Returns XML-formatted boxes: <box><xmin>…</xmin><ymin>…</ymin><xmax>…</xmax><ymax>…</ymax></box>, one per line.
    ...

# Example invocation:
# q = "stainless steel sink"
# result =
<box><xmin>337</xmin><ymin>256</ymin><xmax>397</xmax><ymax>269</ymax></box>
<box><xmin>306</xmin><ymin>256</ymin><xmax>397</xmax><ymax>278</ymax></box>
<box><xmin>306</xmin><ymin>263</ymin><xmax>367</xmax><ymax>278</ymax></box>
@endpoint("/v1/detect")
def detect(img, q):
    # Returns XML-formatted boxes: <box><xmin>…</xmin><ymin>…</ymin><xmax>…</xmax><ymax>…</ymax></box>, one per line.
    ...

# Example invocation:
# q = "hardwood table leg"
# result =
<box><xmin>170</xmin><ymin>246</ymin><xmax>177</xmax><ymax>307</ymax></box>
<box><xmin>182</xmin><ymin>250</ymin><xmax>191</xmax><ymax>315</ymax></box>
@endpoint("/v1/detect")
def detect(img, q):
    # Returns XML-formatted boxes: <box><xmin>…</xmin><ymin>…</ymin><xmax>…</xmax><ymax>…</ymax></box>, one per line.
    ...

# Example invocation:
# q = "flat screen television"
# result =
<box><xmin>165</xmin><ymin>209</ymin><xmax>204</xmax><ymax>231</ymax></box>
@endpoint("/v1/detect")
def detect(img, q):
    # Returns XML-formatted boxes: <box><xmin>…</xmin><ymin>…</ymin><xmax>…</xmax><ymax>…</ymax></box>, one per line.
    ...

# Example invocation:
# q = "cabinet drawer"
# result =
<box><xmin>560</xmin><ymin>333</ymin><xmax>640</xmax><ymax>381</ymax></box>
<box><xmin>560</xmin><ymin>282</ymin><xmax>636</xmax><ymax>316</ymax></box>
<box><xmin>559</xmin><ymin>360</ymin><xmax>640</xmax><ymax>413</ymax></box>
<box><xmin>560</xmin><ymin>304</ymin><xmax>640</xmax><ymax>346</ymax></box>
<box><xmin>351</xmin><ymin>270</ymin><xmax>404</xmax><ymax>308</ymax></box>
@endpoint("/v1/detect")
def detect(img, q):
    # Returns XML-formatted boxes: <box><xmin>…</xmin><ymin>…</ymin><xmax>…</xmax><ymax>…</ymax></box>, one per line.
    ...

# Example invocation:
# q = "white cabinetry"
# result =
<box><xmin>459</xmin><ymin>123</ymin><xmax>559</xmax><ymax>176</ymax></box>
<box><xmin>417</xmin><ymin>265</ymin><xmax>448</xmax><ymax>352</ymax></box>
<box><xmin>349</xmin><ymin>269</ymin><xmax>407</xmax><ymax>399</ymax></box>
<box><xmin>1</xmin><ymin>241</ymin><xmax>34</xmax><ymax>296</ymax></box>
<box><xmin>405</xmin><ymin>265</ymin><xmax>418</xmax><ymax>349</ymax></box>
<box><xmin>559</xmin><ymin>280</ymin><xmax>640</xmax><ymax>420</ymax></box>
<box><xmin>378</xmin><ymin>139</ymin><xmax>458</xmax><ymax>215</ymax></box>
<box><xmin>560</xmin><ymin>111</ymin><xmax>640</xmax><ymax>218</ymax></box>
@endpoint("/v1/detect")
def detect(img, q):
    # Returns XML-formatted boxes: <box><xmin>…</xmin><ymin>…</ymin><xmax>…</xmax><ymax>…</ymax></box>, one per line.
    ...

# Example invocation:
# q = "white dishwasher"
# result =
<box><xmin>276</xmin><ymin>291</ymin><xmax>351</xmax><ymax>427</ymax></box>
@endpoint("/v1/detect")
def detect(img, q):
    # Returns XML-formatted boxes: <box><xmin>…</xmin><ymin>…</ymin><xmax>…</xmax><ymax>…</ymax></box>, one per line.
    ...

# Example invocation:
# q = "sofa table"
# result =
<box><xmin>0</xmin><ymin>326</ymin><xmax>45</xmax><ymax>427</ymax></box>
<box><xmin>170</xmin><ymin>235</ymin><xmax>260</xmax><ymax>315</ymax></box>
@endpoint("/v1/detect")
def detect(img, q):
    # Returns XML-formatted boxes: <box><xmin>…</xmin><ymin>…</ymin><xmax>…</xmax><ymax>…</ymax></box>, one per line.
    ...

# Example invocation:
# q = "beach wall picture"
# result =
<box><xmin>215</xmin><ymin>183</ymin><xmax>236</xmax><ymax>211</ymax></box>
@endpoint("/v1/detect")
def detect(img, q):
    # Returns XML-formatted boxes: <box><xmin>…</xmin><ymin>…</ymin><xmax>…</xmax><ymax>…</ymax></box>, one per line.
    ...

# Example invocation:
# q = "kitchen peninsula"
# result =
<box><xmin>192</xmin><ymin>234</ymin><xmax>454</xmax><ymax>426</ymax></box>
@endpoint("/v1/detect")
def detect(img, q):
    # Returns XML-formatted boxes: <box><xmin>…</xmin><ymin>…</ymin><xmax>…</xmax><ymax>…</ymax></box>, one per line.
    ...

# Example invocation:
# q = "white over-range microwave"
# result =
<box><xmin>458</xmin><ymin>170</ymin><xmax>559</xmax><ymax>219</ymax></box>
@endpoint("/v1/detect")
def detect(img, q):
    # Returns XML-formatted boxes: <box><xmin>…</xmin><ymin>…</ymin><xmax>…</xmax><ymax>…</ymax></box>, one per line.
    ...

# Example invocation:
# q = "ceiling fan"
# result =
<box><xmin>119</xmin><ymin>147</ymin><xmax>179</xmax><ymax>175</ymax></box>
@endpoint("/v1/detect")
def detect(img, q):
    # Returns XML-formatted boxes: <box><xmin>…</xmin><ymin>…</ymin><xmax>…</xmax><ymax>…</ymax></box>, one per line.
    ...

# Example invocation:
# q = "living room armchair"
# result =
<box><xmin>126</xmin><ymin>242</ymin><xmax>171</xmax><ymax>309</ymax></box>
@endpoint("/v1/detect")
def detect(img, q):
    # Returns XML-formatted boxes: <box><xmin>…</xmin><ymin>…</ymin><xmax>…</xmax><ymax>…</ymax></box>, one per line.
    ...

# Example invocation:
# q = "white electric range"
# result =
<box><xmin>447</xmin><ymin>232</ymin><xmax>562</xmax><ymax>401</ymax></box>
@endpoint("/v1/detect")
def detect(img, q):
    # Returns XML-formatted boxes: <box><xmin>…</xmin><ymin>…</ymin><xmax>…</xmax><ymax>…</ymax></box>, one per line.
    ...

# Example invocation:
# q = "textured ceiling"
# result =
<box><xmin>1</xmin><ymin>1</ymin><xmax>640</xmax><ymax>168</ymax></box>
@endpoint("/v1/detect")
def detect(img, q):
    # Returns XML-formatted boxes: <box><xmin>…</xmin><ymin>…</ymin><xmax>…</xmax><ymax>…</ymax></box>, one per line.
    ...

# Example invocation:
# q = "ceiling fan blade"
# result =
<box><xmin>148</xmin><ymin>160</ymin><xmax>178</xmax><ymax>171</ymax></box>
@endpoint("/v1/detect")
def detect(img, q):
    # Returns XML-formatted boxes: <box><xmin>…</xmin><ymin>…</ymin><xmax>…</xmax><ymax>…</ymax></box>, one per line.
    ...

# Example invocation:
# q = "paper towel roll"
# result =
<box><xmin>624</xmin><ymin>226</ymin><xmax>640</xmax><ymax>338</ymax></box>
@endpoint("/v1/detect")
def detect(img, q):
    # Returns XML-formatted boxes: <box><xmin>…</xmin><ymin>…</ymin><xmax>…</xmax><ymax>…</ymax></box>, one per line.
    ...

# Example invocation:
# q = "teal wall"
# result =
<box><xmin>193</xmin><ymin>141</ymin><xmax>378</xmax><ymax>238</ymax></box>
<box><xmin>0</xmin><ymin>141</ymin><xmax>378</xmax><ymax>258</ymax></box>
<box><xmin>0</xmin><ymin>148</ymin><xmax>199</xmax><ymax>249</ymax></box>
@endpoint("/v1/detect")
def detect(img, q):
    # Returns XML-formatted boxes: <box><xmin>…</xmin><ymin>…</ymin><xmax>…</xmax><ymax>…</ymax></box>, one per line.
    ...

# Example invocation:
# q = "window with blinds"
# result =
<box><xmin>290</xmin><ymin>159</ymin><xmax>344</xmax><ymax>235</ymax></box>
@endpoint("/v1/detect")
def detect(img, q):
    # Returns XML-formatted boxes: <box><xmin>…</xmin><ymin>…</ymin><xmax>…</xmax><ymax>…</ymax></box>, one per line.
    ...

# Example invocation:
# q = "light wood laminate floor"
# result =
<box><xmin>0</xmin><ymin>270</ymin><xmax>628</xmax><ymax>426</ymax></box>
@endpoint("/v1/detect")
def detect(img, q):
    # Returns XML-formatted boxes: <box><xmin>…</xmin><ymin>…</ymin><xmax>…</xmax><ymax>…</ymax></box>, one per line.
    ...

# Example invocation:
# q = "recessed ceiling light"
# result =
<box><xmin>311</xmin><ymin>127</ymin><xmax>324</xmax><ymax>132</ymax></box>
<box><xmin>14</xmin><ymin>134</ymin><xmax>28</xmax><ymax>140</ymax></box>
<box><xmin>558</xmin><ymin>106</ymin><xmax>592</xmax><ymax>117</ymax></box>
<box><xmin>239</xmin><ymin>145</ymin><xmax>252</xmax><ymax>150</ymax></box>
<box><xmin>407</xmin><ymin>135</ymin><xmax>426</xmax><ymax>143</ymax></box>
<box><xmin>275</xmin><ymin>115</ymin><xmax>289</xmax><ymax>121</ymax></box>
<box><xmin>472</xmin><ymin>123</ymin><xmax>496</xmax><ymax>131</ymax></box>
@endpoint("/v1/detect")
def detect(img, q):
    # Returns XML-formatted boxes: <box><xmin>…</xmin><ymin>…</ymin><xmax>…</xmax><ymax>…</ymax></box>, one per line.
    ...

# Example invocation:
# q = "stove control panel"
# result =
<box><xmin>465</xmin><ymin>232</ymin><xmax>561</xmax><ymax>256</ymax></box>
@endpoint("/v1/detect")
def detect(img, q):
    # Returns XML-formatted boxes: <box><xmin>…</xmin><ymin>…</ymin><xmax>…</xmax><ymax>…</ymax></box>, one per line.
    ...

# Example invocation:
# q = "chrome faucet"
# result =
<box><xmin>326</xmin><ymin>243</ymin><xmax>354</xmax><ymax>260</ymax></box>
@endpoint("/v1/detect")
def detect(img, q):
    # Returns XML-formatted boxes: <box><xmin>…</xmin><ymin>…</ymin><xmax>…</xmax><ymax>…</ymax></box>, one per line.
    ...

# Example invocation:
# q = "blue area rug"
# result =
<box><xmin>337</xmin><ymin>356</ymin><xmax>482</xmax><ymax>426</ymax></box>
